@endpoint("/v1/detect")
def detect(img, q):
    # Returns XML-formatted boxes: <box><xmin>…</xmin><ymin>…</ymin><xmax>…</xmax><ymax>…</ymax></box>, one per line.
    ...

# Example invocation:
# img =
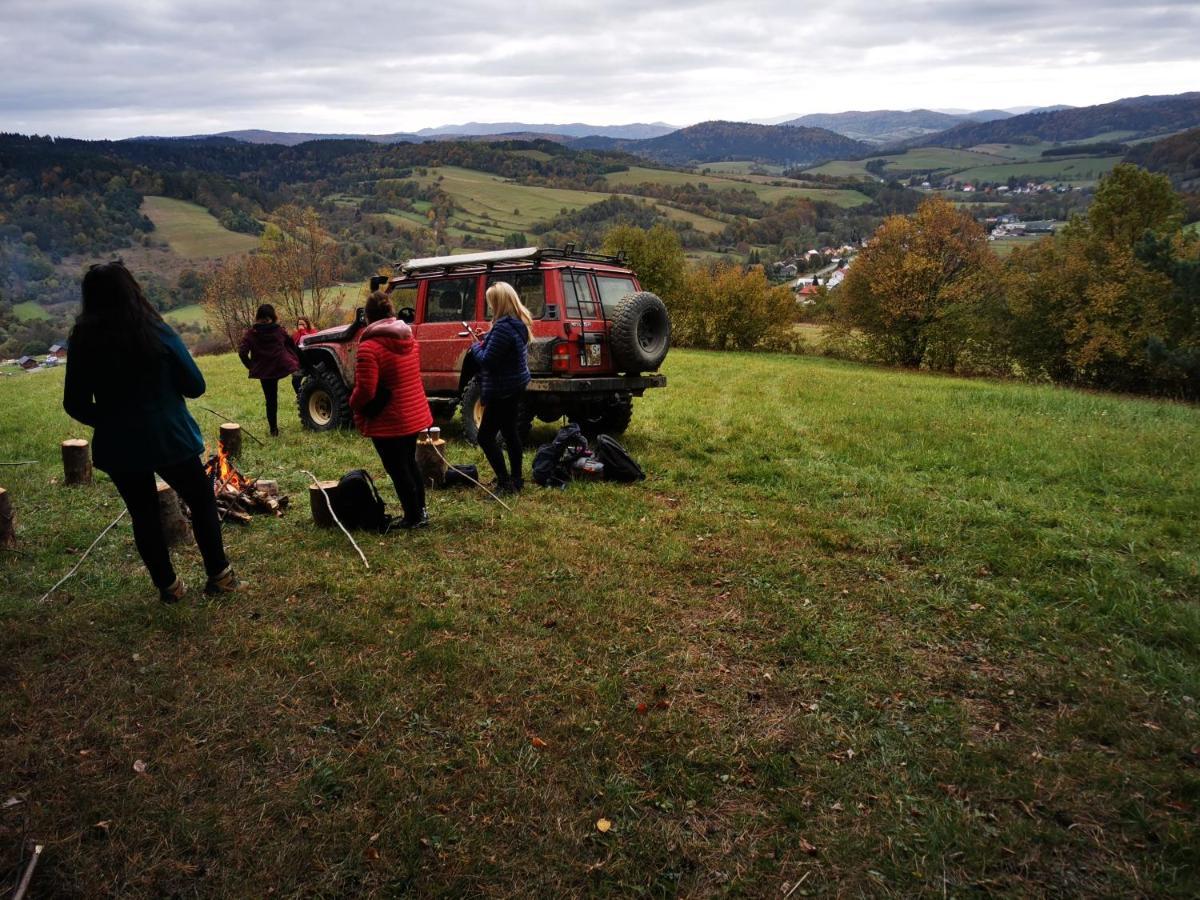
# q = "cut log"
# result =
<box><xmin>416</xmin><ymin>438</ymin><xmax>447</xmax><ymax>488</ymax></box>
<box><xmin>308</xmin><ymin>481</ymin><xmax>340</xmax><ymax>528</ymax></box>
<box><xmin>0</xmin><ymin>486</ymin><xmax>15</xmax><ymax>549</ymax></box>
<box><xmin>61</xmin><ymin>439</ymin><xmax>93</xmax><ymax>486</ymax></box>
<box><xmin>219</xmin><ymin>423</ymin><xmax>242</xmax><ymax>460</ymax></box>
<box><xmin>156</xmin><ymin>482</ymin><xmax>190</xmax><ymax>547</ymax></box>
<box><xmin>255</xmin><ymin>479</ymin><xmax>278</xmax><ymax>496</ymax></box>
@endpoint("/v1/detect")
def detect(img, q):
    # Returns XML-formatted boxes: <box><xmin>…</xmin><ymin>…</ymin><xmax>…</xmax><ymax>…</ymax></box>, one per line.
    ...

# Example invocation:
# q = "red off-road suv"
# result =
<box><xmin>294</xmin><ymin>246</ymin><xmax>670</xmax><ymax>441</ymax></box>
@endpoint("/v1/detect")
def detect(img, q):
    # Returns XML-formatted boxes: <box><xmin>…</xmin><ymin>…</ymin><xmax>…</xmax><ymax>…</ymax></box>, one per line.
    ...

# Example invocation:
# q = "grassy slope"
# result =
<box><xmin>162</xmin><ymin>304</ymin><xmax>207</xmax><ymax>326</ymax></box>
<box><xmin>141</xmin><ymin>196</ymin><xmax>260</xmax><ymax>259</ymax></box>
<box><xmin>952</xmin><ymin>155</ymin><xmax>1123</xmax><ymax>185</ymax></box>
<box><xmin>12</xmin><ymin>300</ymin><xmax>52</xmax><ymax>322</ymax></box>
<box><xmin>1</xmin><ymin>352</ymin><xmax>1198</xmax><ymax>896</ymax></box>
<box><xmin>605</xmin><ymin>166</ymin><xmax>871</xmax><ymax>207</ymax></box>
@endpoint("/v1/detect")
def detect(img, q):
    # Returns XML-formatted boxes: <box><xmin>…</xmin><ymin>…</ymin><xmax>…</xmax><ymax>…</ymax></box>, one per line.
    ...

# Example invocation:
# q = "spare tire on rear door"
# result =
<box><xmin>608</xmin><ymin>291</ymin><xmax>670</xmax><ymax>373</ymax></box>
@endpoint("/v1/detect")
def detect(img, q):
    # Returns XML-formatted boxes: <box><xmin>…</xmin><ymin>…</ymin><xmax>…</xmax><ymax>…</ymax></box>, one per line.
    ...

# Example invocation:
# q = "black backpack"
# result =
<box><xmin>332</xmin><ymin>469</ymin><xmax>391</xmax><ymax>532</ymax></box>
<box><xmin>532</xmin><ymin>424</ymin><xmax>589</xmax><ymax>488</ymax></box>
<box><xmin>594</xmin><ymin>434</ymin><xmax>645</xmax><ymax>483</ymax></box>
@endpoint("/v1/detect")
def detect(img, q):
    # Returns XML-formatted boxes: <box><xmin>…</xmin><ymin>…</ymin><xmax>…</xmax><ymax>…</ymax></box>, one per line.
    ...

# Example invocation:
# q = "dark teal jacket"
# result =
<box><xmin>63</xmin><ymin>322</ymin><xmax>206</xmax><ymax>473</ymax></box>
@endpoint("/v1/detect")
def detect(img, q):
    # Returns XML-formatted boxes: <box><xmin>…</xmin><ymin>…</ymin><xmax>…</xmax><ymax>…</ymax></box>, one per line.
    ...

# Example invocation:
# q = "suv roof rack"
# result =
<box><xmin>394</xmin><ymin>245</ymin><xmax>626</xmax><ymax>277</ymax></box>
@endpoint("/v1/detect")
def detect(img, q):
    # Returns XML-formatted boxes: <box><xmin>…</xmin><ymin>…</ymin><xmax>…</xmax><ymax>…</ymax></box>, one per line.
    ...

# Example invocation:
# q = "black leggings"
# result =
<box><xmin>260</xmin><ymin>377</ymin><xmax>280</xmax><ymax>432</ymax></box>
<box><xmin>372</xmin><ymin>435</ymin><xmax>426</xmax><ymax>523</ymax></box>
<box><xmin>108</xmin><ymin>457</ymin><xmax>229</xmax><ymax>589</ymax></box>
<box><xmin>478</xmin><ymin>391</ymin><xmax>523</xmax><ymax>484</ymax></box>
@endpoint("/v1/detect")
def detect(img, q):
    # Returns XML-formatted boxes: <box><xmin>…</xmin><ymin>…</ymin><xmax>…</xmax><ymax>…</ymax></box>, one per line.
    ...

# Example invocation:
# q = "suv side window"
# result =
<box><xmin>594</xmin><ymin>275</ymin><xmax>637</xmax><ymax>315</ymax></box>
<box><xmin>424</xmin><ymin>276</ymin><xmax>478</xmax><ymax>323</ymax></box>
<box><xmin>562</xmin><ymin>269</ymin><xmax>600</xmax><ymax>318</ymax></box>
<box><xmin>391</xmin><ymin>282</ymin><xmax>418</xmax><ymax>322</ymax></box>
<box><xmin>487</xmin><ymin>271</ymin><xmax>545</xmax><ymax>319</ymax></box>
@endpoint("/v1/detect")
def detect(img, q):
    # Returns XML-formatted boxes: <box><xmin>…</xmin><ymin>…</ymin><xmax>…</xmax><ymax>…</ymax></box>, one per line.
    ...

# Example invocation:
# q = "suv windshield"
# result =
<box><xmin>594</xmin><ymin>274</ymin><xmax>638</xmax><ymax>316</ymax></box>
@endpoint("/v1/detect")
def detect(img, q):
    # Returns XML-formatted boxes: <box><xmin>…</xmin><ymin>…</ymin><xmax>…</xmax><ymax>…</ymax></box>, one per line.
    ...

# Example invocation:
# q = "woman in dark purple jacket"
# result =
<box><xmin>238</xmin><ymin>304</ymin><xmax>299</xmax><ymax>436</ymax></box>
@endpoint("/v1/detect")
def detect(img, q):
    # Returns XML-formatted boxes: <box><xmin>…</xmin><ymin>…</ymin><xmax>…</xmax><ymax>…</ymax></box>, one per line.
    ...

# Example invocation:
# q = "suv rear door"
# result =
<box><xmin>414</xmin><ymin>275</ymin><xmax>481</xmax><ymax>393</ymax></box>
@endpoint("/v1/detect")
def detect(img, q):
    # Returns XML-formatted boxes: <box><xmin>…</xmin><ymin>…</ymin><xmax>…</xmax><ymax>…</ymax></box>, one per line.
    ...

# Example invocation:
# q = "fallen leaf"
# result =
<box><xmin>132</xmin><ymin>759</ymin><xmax>147</xmax><ymax>774</ymax></box>
<box><xmin>365</xmin><ymin>846</ymin><xmax>380</xmax><ymax>862</ymax></box>
<box><xmin>3</xmin><ymin>797</ymin><xmax>23</xmax><ymax>808</ymax></box>
<box><xmin>635</xmin><ymin>702</ymin><xmax>649</xmax><ymax>715</ymax></box>
<box><xmin>531</xmin><ymin>736</ymin><xmax>548</xmax><ymax>749</ymax></box>
<box><xmin>596</xmin><ymin>818</ymin><xmax>612</xmax><ymax>833</ymax></box>
<box><xmin>798</xmin><ymin>836</ymin><xmax>818</xmax><ymax>855</ymax></box>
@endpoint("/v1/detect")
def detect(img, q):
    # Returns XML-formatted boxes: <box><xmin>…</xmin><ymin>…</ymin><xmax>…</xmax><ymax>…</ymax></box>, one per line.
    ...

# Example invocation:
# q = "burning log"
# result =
<box><xmin>0</xmin><ymin>486</ymin><xmax>16</xmax><ymax>549</ymax></box>
<box><xmin>203</xmin><ymin>444</ymin><xmax>289</xmax><ymax>524</ymax></box>
<box><xmin>61</xmin><ymin>439</ymin><xmax>93</xmax><ymax>486</ymax></box>
<box><xmin>308</xmin><ymin>481</ymin><xmax>340</xmax><ymax>528</ymax></box>
<box><xmin>219</xmin><ymin>423</ymin><xmax>242</xmax><ymax>460</ymax></box>
<box><xmin>157</xmin><ymin>482</ymin><xmax>190</xmax><ymax>547</ymax></box>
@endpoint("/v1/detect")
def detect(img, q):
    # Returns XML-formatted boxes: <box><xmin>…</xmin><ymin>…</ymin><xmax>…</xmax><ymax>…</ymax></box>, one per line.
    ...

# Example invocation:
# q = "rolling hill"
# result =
<box><xmin>1124</xmin><ymin>126</ymin><xmax>1200</xmax><ymax>192</ymax></box>
<box><xmin>910</xmin><ymin>92</ymin><xmax>1200</xmax><ymax>148</ymax></box>
<box><xmin>782</xmin><ymin>109</ymin><xmax>968</xmax><ymax>143</ymax></box>
<box><xmin>569</xmin><ymin>121</ymin><xmax>871</xmax><ymax>166</ymax></box>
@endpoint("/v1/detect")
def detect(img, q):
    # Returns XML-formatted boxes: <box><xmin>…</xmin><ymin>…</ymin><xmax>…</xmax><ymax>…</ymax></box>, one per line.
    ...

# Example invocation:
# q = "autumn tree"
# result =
<box><xmin>1003</xmin><ymin>164</ymin><xmax>1194</xmax><ymax>393</ymax></box>
<box><xmin>601</xmin><ymin>223</ymin><xmax>686</xmax><ymax>307</ymax></box>
<box><xmin>256</xmin><ymin>205</ymin><xmax>342</xmax><ymax>327</ymax></box>
<box><xmin>672</xmin><ymin>263</ymin><xmax>797</xmax><ymax>351</ymax></box>
<box><xmin>830</xmin><ymin>196</ymin><xmax>998</xmax><ymax>370</ymax></box>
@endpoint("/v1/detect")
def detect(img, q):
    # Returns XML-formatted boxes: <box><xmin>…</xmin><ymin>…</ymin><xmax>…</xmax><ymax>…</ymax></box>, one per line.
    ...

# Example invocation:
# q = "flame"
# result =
<box><xmin>206</xmin><ymin>442</ymin><xmax>246</xmax><ymax>492</ymax></box>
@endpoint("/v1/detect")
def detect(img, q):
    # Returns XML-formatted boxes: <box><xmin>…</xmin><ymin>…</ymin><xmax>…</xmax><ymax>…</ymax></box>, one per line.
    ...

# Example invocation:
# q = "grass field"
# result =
<box><xmin>951</xmin><ymin>155</ymin><xmax>1123</xmax><ymax>186</ymax></box>
<box><xmin>2</xmin><ymin>351</ymin><xmax>1198</xmax><ymax>896</ymax></box>
<box><xmin>162</xmin><ymin>304</ymin><xmax>208</xmax><ymax>326</ymax></box>
<box><xmin>141</xmin><ymin>196</ymin><xmax>260</xmax><ymax>259</ymax></box>
<box><xmin>602</xmin><ymin>166</ymin><xmax>871</xmax><ymax>207</ymax></box>
<box><xmin>12</xmin><ymin>300</ymin><xmax>52</xmax><ymax>322</ymax></box>
<box><xmin>412</xmin><ymin>167</ymin><xmax>603</xmax><ymax>232</ymax></box>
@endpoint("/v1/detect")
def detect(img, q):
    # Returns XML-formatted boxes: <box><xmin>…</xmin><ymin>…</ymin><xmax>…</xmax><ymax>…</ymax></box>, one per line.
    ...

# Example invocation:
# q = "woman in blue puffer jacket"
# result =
<box><xmin>469</xmin><ymin>282</ymin><xmax>532</xmax><ymax>493</ymax></box>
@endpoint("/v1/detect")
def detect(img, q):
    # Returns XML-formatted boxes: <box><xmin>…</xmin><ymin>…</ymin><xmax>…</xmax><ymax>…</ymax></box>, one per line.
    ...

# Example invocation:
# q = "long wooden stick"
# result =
<box><xmin>38</xmin><ymin>510</ymin><xmax>127</xmax><ymax>604</ymax></box>
<box><xmin>193</xmin><ymin>405</ymin><xmax>265</xmax><ymax>446</ymax></box>
<box><xmin>428</xmin><ymin>440</ymin><xmax>512</xmax><ymax>511</ymax></box>
<box><xmin>299</xmin><ymin>470</ymin><xmax>369</xmax><ymax>569</ymax></box>
<box><xmin>13</xmin><ymin>842</ymin><xmax>43</xmax><ymax>900</ymax></box>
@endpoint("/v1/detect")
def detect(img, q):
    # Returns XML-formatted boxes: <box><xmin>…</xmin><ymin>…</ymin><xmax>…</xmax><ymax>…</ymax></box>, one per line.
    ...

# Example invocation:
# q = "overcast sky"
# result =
<box><xmin>1</xmin><ymin>0</ymin><xmax>1197</xmax><ymax>139</ymax></box>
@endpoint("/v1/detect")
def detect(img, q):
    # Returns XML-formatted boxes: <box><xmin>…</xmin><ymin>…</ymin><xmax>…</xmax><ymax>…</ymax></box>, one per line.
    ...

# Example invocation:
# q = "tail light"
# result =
<box><xmin>552</xmin><ymin>341</ymin><xmax>571</xmax><ymax>372</ymax></box>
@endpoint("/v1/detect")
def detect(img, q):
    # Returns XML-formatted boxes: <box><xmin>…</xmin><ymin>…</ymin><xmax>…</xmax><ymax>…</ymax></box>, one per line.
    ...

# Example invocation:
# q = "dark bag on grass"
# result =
<box><xmin>532</xmin><ymin>424</ymin><xmax>589</xmax><ymax>488</ymax></box>
<box><xmin>332</xmin><ymin>469</ymin><xmax>391</xmax><ymax>532</ymax></box>
<box><xmin>444</xmin><ymin>464</ymin><xmax>479</xmax><ymax>487</ymax></box>
<box><xmin>594</xmin><ymin>434</ymin><xmax>645</xmax><ymax>483</ymax></box>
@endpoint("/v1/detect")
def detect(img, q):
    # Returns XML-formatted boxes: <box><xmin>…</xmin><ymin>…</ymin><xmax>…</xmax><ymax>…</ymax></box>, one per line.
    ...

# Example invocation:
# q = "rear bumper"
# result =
<box><xmin>526</xmin><ymin>374</ymin><xmax>667</xmax><ymax>395</ymax></box>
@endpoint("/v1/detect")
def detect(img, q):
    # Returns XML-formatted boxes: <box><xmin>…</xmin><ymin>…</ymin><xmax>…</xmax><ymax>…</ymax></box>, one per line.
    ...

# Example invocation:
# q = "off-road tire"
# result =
<box><xmin>608</xmin><ymin>291</ymin><xmax>670</xmax><ymax>373</ymax></box>
<box><xmin>572</xmin><ymin>396</ymin><xmax>633</xmax><ymax>437</ymax></box>
<box><xmin>297</xmin><ymin>361</ymin><xmax>352</xmax><ymax>431</ymax></box>
<box><xmin>460</xmin><ymin>379</ymin><xmax>532</xmax><ymax>446</ymax></box>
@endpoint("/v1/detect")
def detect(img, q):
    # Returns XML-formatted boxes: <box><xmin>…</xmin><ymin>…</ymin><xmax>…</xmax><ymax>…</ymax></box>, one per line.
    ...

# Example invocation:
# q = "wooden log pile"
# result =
<box><xmin>203</xmin><ymin>450</ymin><xmax>288</xmax><ymax>524</ymax></box>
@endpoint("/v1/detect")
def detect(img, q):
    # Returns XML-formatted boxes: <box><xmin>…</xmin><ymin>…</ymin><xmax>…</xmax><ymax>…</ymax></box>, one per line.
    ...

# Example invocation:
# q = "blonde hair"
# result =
<box><xmin>485</xmin><ymin>281</ymin><xmax>533</xmax><ymax>343</ymax></box>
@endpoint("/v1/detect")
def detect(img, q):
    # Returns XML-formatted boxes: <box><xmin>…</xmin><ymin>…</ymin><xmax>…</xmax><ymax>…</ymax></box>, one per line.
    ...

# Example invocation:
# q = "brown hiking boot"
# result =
<box><xmin>204</xmin><ymin>566</ymin><xmax>246</xmax><ymax>595</ymax></box>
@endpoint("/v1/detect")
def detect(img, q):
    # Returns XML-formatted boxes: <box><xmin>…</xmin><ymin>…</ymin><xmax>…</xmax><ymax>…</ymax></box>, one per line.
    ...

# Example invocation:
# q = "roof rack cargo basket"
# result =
<box><xmin>392</xmin><ymin>245</ymin><xmax>626</xmax><ymax>277</ymax></box>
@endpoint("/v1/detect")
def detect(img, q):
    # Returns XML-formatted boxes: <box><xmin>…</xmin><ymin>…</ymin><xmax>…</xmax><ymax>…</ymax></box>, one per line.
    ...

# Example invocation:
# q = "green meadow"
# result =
<box><xmin>141</xmin><ymin>196</ymin><xmax>261</xmax><ymax>259</ymax></box>
<box><xmin>2</xmin><ymin>350</ymin><xmax>1197</xmax><ymax>896</ymax></box>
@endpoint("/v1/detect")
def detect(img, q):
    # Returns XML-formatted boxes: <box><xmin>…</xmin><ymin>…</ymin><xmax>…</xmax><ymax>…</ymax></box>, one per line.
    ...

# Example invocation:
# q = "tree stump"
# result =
<box><xmin>0</xmin><ymin>487</ymin><xmax>15</xmax><ymax>549</ymax></box>
<box><xmin>415</xmin><ymin>437</ymin><xmax>448</xmax><ymax>488</ymax></box>
<box><xmin>219</xmin><ymin>423</ymin><xmax>242</xmax><ymax>460</ymax></box>
<box><xmin>157</xmin><ymin>482</ymin><xmax>191</xmax><ymax>547</ymax></box>
<box><xmin>309</xmin><ymin>481</ymin><xmax>340</xmax><ymax>528</ymax></box>
<box><xmin>61</xmin><ymin>439</ymin><xmax>93</xmax><ymax>486</ymax></box>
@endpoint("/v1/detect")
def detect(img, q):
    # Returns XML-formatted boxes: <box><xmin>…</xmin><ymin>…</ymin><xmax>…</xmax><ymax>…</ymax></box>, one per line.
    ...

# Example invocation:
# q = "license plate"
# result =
<box><xmin>584</xmin><ymin>343</ymin><xmax>602</xmax><ymax>366</ymax></box>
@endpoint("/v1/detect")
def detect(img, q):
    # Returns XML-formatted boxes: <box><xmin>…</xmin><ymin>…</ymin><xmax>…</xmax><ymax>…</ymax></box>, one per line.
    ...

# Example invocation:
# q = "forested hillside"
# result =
<box><xmin>571</xmin><ymin>121</ymin><xmax>871</xmax><ymax>165</ymax></box>
<box><xmin>910</xmin><ymin>93</ymin><xmax>1200</xmax><ymax>148</ymax></box>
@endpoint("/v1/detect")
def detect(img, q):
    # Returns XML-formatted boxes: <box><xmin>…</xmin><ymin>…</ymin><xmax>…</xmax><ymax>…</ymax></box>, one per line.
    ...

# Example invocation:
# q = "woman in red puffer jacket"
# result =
<box><xmin>349</xmin><ymin>292</ymin><xmax>433</xmax><ymax>528</ymax></box>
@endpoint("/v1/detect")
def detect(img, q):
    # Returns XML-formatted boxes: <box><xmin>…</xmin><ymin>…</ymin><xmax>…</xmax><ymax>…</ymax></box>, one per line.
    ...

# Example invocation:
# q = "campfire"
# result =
<box><xmin>203</xmin><ymin>444</ymin><xmax>288</xmax><ymax>524</ymax></box>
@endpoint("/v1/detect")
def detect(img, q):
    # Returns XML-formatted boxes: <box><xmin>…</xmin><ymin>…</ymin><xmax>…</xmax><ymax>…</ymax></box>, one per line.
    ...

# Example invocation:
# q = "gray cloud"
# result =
<box><xmin>0</xmin><ymin>0</ymin><xmax>1197</xmax><ymax>137</ymax></box>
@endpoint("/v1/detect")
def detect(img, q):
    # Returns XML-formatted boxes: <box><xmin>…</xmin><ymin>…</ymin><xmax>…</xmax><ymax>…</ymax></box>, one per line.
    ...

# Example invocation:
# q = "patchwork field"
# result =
<box><xmin>12</xmin><ymin>300</ymin><xmax>52</xmax><ymax>322</ymax></box>
<box><xmin>2</xmin><ymin>350</ymin><xmax>1198</xmax><ymax>896</ymax></box>
<box><xmin>952</xmin><ymin>155</ymin><xmax>1123</xmax><ymax>185</ymax></box>
<box><xmin>141</xmin><ymin>196</ymin><xmax>260</xmax><ymax>259</ymax></box>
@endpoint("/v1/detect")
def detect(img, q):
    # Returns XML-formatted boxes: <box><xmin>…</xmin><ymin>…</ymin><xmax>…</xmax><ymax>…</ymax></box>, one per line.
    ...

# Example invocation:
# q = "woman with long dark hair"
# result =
<box><xmin>470</xmin><ymin>281</ymin><xmax>532</xmax><ymax>494</ymax></box>
<box><xmin>238</xmin><ymin>303</ymin><xmax>299</xmax><ymax>436</ymax></box>
<box><xmin>63</xmin><ymin>262</ymin><xmax>243</xmax><ymax>603</ymax></box>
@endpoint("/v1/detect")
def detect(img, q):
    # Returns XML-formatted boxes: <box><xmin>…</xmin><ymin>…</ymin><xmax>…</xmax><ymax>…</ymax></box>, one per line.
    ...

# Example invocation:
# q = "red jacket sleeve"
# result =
<box><xmin>349</xmin><ymin>341</ymin><xmax>379</xmax><ymax>415</ymax></box>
